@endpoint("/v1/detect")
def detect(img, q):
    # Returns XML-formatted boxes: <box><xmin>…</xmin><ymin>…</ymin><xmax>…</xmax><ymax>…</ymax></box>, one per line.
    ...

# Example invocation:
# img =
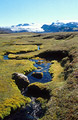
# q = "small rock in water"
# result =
<box><xmin>36</xmin><ymin>60</ymin><xmax>43</xmax><ymax>65</ymax></box>
<box><xmin>32</xmin><ymin>72</ymin><xmax>43</xmax><ymax>79</ymax></box>
<box><xmin>37</xmin><ymin>66</ymin><xmax>42</xmax><ymax>69</ymax></box>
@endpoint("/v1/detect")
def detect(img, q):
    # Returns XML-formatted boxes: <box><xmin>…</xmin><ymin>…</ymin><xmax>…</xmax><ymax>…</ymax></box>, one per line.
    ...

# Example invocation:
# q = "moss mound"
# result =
<box><xmin>32</xmin><ymin>72</ymin><xmax>43</xmax><ymax>79</ymax></box>
<box><xmin>26</xmin><ymin>82</ymin><xmax>50</xmax><ymax>99</ymax></box>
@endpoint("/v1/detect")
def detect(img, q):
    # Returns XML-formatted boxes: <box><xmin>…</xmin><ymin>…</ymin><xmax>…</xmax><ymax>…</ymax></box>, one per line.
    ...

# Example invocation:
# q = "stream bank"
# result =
<box><xmin>3</xmin><ymin>55</ymin><xmax>52</xmax><ymax>120</ymax></box>
<box><xmin>4</xmin><ymin>97</ymin><xmax>46</xmax><ymax>120</ymax></box>
<box><xmin>1</xmin><ymin>32</ymin><xmax>77</xmax><ymax>120</ymax></box>
<box><xmin>3</xmin><ymin>48</ymin><xmax>68</xmax><ymax>120</ymax></box>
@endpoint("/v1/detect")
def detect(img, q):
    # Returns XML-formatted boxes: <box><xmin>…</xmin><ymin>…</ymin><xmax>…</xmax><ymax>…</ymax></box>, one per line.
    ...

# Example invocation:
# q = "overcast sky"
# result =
<box><xmin>0</xmin><ymin>0</ymin><xmax>78</xmax><ymax>26</ymax></box>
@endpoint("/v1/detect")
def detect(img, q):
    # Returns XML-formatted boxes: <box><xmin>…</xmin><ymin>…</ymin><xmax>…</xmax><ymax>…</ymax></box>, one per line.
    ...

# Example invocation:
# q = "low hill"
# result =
<box><xmin>0</xmin><ymin>27</ymin><xmax>13</xmax><ymax>34</ymax></box>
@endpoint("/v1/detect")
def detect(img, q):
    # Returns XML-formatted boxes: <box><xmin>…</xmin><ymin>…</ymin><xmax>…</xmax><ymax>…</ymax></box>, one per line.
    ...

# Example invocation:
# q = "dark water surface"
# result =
<box><xmin>4</xmin><ymin>97</ymin><xmax>45</xmax><ymax>120</ymax></box>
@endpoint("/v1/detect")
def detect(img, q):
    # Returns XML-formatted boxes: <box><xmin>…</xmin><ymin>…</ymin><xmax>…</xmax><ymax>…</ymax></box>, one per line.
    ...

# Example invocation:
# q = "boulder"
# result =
<box><xmin>32</xmin><ymin>72</ymin><xmax>43</xmax><ymax>79</ymax></box>
<box><xmin>36</xmin><ymin>60</ymin><xmax>43</xmax><ymax>65</ymax></box>
<box><xmin>37</xmin><ymin>67</ymin><xmax>42</xmax><ymax>70</ymax></box>
<box><xmin>26</xmin><ymin>83</ymin><xmax>50</xmax><ymax>99</ymax></box>
<box><xmin>12</xmin><ymin>72</ymin><xmax>30</xmax><ymax>90</ymax></box>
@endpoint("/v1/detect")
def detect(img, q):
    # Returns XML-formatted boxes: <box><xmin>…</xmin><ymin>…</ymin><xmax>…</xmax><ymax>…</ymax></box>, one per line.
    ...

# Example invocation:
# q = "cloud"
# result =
<box><xmin>58</xmin><ymin>20</ymin><xmax>78</xmax><ymax>23</ymax></box>
<box><xmin>11</xmin><ymin>23</ymin><xmax>44</xmax><ymax>32</ymax></box>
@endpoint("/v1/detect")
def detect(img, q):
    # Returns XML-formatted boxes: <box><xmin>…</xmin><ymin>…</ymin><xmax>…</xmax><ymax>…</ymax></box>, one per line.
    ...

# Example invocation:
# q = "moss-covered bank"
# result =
<box><xmin>0</xmin><ymin>32</ymin><xmax>78</xmax><ymax>119</ymax></box>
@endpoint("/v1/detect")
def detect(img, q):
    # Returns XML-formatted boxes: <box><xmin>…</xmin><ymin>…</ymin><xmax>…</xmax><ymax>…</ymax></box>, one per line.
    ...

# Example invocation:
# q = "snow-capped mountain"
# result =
<box><xmin>42</xmin><ymin>21</ymin><xmax>78</xmax><ymax>32</ymax></box>
<box><xmin>10</xmin><ymin>21</ymin><xmax>78</xmax><ymax>33</ymax></box>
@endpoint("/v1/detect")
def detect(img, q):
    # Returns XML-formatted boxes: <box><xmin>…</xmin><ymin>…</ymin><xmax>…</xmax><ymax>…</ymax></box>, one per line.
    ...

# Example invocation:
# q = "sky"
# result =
<box><xmin>0</xmin><ymin>0</ymin><xmax>78</xmax><ymax>27</ymax></box>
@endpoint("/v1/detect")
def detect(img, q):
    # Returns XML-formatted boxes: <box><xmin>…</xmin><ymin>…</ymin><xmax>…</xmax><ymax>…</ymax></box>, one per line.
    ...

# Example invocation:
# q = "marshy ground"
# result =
<box><xmin>0</xmin><ymin>32</ymin><xmax>78</xmax><ymax>120</ymax></box>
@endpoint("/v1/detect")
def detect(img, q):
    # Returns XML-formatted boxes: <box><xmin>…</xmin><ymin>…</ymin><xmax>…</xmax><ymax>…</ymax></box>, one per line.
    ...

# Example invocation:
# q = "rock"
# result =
<box><xmin>36</xmin><ymin>60</ymin><xmax>43</xmax><ymax>65</ymax></box>
<box><xmin>32</xmin><ymin>72</ymin><xmax>43</xmax><ymax>79</ymax></box>
<box><xmin>12</xmin><ymin>72</ymin><xmax>30</xmax><ymax>90</ymax></box>
<box><xmin>26</xmin><ymin>83</ymin><xmax>50</xmax><ymax>99</ymax></box>
<box><xmin>37</xmin><ymin>67</ymin><xmax>42</xmax><ymax>70</ymax></box>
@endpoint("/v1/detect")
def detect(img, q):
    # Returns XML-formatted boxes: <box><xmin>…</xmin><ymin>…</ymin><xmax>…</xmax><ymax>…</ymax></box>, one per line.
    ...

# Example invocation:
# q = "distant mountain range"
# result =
<box><xmin>11</xmin><ymin>21</ymin><xmax>78</xmax><ymax>33</ymax></box>
<box><xmin>42</xmin><ymin>21</ymin><xmax>78</xmax><ymax>32</ymax></box>
<box><xmin>0</xmin><ymin>27</ymin><xmax>12</xmax><ymax>34</ymax></box>
<box><xmin>1</xmin><ymin>21</ymin><xmax>78</xmax><ymax>33</ymax></box>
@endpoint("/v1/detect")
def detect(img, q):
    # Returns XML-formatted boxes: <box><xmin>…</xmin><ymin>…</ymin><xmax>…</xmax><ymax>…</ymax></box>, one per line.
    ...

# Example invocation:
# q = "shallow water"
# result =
<box><xmin>38</xmin><ymin>46</ymin><xmax>40</xmax><ymax>50</ymax></box>
<box><xmin>3</xmin><ymin>55</ymin><xmax>9</xmax><ymax>60</ymax></box>
<box><xmin>27</xmin><ymin>59</ymin><xmax>52</xmax><ymax>83</ymax></box>
<box><xmin>3</xmin><ymin>54</ymin><xmax>52</xmax><ymax>83</ymax></box>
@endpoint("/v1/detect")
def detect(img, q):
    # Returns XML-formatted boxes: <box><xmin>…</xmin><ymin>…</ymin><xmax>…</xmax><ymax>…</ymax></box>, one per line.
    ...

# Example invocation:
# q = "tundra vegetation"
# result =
<box><xmin>0</xmin><ymin>32</ymin><xmax>78</xmax><ymax>120</ymax></box>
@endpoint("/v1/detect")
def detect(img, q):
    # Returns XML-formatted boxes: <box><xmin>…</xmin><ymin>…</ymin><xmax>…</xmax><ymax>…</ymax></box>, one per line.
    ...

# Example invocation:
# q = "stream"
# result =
<box><xmin>3</xmin><ymin>46</ymin><xmax>52</xmax><ymax>120</ymax></box>
<box><xmin>3</xmin><ymin>55</ymin><xmax>9</xmax><ymax>60</ymax></box>
<box><xmin>27</xmin><ymin>59</ymin><xmax>52</xmax><ymax>83</ymax></box>
<box><xmin>4</xmin><ymin>97</ymin><xmax>45</xmax><ymax>120</ymax></box>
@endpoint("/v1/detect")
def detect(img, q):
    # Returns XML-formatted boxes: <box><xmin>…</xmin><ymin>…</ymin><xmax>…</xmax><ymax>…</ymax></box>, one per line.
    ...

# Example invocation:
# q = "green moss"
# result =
<box><xmin>4</xmin><ymin>45</ymin><xmax>38</xmax><ymax>54</ymax></box>
<box><xmin>0</xmin><ymin>96</ymin><xmax>31</xmax><ymax>119</ymax></box>
<box><xmin>8</xmin><ymin>52</ymin><xmax>37</xmax><ymax>59</ymax></box>
<box><xmin>36</xmin><ymin>97</ymin><xmax>47</xmax><ymax>106</ymax></box>
<box><xmin>28</xmin><ymin>82</ymin><xmax>46</xmax><ymax>90</ymax></box>
<box><xmin>0</xmin><ymin>32</ymin><xmax>78</xmax><ymax>119</ymax></box>
<box><xmin>49</xmin><ymin>60</ymin><xmax>64</xmax><ymax>82</ymax></box>
<box><xmin>0</xmin><ymin>59</ymin><xmax>35</xmax><ymax>119</ymax></box>
<box><xmin>27</xmin><ymin>82</ymin><xmax>50</xmax><ymax>99</ymax></box>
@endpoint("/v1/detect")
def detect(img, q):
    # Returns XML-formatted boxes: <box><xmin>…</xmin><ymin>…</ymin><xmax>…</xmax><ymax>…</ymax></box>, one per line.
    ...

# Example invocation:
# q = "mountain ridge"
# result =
<box><xmin>1</xmin><ymin>21</ymin><xmax>78</xmax><ymax>33</ymax></box>
<box><xmin>11</xmin><ymin>21</ymin><xmax>78</xmax><ymax>33</ymax></box>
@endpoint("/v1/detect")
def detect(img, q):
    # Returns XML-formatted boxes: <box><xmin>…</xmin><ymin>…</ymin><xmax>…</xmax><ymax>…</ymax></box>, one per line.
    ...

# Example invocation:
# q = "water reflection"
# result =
<box><xmin>27</xmin><ymin>59</ymin><xmax>52</xmax><ymax>83</ymax></box>
<box><xmin>3</xmin><ymin>55</ymin><xmax>9</xmax><ymax>60</ymax></box>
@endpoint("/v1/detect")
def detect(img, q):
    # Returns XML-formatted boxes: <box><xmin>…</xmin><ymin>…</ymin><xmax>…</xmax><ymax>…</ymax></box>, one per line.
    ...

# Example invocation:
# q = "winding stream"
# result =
<box><xmin>27</xmin><ymin>59</ymin><xmax>52</xmax><ymax>83</ymax></box>
<box><xmin>3</xmin><ymin>46</ymin><xmax>52</xmax><ymax>120</ymax></box>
